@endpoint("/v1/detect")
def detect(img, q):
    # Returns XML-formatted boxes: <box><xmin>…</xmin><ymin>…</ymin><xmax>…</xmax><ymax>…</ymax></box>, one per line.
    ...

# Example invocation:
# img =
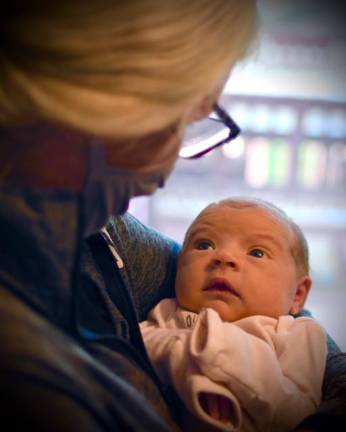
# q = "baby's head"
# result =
<box><xmin>175</xmin><ymin>198</ymin><xmax>312</xmax><ymax>322</ymax></box>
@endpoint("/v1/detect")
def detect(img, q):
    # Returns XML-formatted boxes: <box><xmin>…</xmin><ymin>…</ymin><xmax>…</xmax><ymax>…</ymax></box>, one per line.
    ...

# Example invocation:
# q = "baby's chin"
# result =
<box><xmin>200</xmin><ymin>299</ymin><xmax>243</xmax><ymax>323</ymax></box>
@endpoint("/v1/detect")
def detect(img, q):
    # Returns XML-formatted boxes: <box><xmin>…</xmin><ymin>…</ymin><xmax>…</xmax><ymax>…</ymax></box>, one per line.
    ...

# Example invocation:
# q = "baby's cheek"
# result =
<box><xmin>176</xmin><ymin>286</ymin><xmax>197</xmax><ymax>311</ymax></box>
<box><xmin>180</xmin><ymin>252</ymin><xmax>203</xmax><ymax>267</ymax></box>
<box><xmin>175</xmin><ymin>277</ymin><xmax>189</xmax><ymax>301</ymax></box>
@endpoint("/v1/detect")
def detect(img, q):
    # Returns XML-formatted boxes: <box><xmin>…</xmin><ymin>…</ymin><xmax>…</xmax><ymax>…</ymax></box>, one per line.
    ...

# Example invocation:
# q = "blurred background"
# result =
<box><xmin>129</xmin><ymin>0</ymin><xmax>346</xmax><ymax>350</ymax></box>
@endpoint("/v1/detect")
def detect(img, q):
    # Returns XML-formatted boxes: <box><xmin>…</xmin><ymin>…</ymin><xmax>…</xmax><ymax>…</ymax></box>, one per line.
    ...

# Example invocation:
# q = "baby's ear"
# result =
<box><xmin>289</xmin><ymin>275</ymin><xmax>312</xmax><ymax>315</ymax></box>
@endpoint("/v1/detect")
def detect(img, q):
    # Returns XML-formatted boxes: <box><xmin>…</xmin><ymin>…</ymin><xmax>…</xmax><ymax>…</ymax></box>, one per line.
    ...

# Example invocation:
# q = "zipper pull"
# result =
<box><xmin>101</xmin><ymin>227</ymin><xmax>124</xmax><ymax>269</ymax></box>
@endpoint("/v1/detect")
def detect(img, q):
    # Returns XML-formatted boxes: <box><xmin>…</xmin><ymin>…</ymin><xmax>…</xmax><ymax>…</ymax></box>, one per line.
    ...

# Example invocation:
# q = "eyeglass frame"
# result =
<box><xmin>179</xmin><ymin>103</ymin><xmax>241</xmax><ymax>160</ymax></box>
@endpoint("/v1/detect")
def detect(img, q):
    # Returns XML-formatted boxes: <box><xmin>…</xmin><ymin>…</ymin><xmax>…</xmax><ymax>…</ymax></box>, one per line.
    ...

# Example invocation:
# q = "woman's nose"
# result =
<box><xmin>210</xmin><ymin>248</ymin><xmax>239</xmax><ymax>270</ymax></box>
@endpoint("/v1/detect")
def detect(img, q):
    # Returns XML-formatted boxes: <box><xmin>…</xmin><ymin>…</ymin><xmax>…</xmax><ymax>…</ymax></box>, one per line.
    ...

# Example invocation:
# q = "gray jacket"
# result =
<box><xmin>0</xmin><ymin>186</ymin><xmax>181</xmax><ymax>431</ymax></box>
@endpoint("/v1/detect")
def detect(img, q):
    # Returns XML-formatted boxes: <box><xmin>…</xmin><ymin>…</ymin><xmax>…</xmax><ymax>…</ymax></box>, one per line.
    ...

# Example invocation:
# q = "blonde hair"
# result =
<box><xmin>0</xmin><ymin>0</ymin><xmax>257</xmax><ymax>137</ymax></box>
<box><xmin>184</xmin><ymin>198</ymin><xmax>309</xmax><ymax>276</ymax></box>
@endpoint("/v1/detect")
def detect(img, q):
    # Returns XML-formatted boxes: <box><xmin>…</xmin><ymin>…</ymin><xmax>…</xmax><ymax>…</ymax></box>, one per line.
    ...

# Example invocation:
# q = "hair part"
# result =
<box><xmin>0</xmin><ymin>0</ymin><xmax>257</xmax><ymax>137</ymax></box>
<box><xmin>184</xmin><ymin>197</ymin><xmax>309</xmax><ymax>276</ymax></box>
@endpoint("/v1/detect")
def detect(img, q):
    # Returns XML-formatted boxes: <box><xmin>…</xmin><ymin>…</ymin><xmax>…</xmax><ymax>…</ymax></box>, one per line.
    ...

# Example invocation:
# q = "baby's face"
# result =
<box><xmin>175</xmin><ymin>204</ymin><xmax>308</xmax><ymax>322</ymax></box>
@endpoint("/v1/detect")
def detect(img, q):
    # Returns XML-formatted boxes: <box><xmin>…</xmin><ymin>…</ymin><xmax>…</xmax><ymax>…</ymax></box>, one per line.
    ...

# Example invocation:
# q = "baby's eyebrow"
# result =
<box><xmin>248</xmin><ymin>233</ymin><xmax>283</xmax><ymax>250</ymax></box>
<box><xmin>186</xmin><ymin>225</ymin><xmax>214</xmax><ymax>241</ymax></box>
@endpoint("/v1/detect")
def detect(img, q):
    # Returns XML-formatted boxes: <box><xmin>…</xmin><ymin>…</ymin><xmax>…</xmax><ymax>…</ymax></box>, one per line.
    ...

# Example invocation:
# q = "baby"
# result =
<box><xmin>140</xmin><ymin>198</ymin><xmax>327</xmax><ymax>432</ymax></box>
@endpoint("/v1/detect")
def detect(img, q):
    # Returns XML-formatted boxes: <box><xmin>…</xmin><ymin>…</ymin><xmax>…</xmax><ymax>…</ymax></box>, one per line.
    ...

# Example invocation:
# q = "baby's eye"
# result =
<box><xmin>195</xmin><ymin>240</ymin><xmax>214</xmax><ymax>250</ymax></box>
<box><xmin>249</xmin><ymin>248</ymin><xmax>266</xmax><ymax>258</ymax></box>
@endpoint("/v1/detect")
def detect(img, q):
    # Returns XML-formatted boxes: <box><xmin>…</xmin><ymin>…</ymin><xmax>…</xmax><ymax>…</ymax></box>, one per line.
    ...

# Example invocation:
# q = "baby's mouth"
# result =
<box><xmin>203</xmin><ymin>278</ymin><xmax>240</xmax><ymax>297</ymax></box>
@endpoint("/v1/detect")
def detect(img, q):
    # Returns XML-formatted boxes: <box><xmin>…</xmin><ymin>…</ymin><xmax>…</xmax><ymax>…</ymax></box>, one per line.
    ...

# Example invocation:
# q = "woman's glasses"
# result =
<box><xmin>179</xmin><ymin>104</ymin><xmax>241</xmax><ymax>159</ymax></box>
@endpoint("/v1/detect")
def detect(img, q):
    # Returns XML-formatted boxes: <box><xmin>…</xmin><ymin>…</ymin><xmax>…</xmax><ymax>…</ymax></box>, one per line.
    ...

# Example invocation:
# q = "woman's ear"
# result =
<box><xmin>184</xmin><ymin>95</ymin><xmax>215</xmax><ymax>123</ymax></box>
<box><xmin>184</xmin><ymin>71</ymin><xmax>230</xmax><ymax>123</ymax></box>
<box><xmin>289</xmin><ymin>275</ymin><xmax>312</xmax><ymax>315</ymax></box>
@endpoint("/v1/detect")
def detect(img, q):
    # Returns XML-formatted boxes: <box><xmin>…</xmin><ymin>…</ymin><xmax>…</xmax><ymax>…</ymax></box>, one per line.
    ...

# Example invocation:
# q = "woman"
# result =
<box><xmin>0</xmin><ymin>1</ymin><xmax>344</xmax><ymax>431</ymax></box>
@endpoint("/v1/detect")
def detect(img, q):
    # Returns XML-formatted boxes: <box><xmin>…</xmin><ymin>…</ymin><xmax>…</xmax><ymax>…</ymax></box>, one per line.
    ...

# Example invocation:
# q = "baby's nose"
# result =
<box><xmin>211</xmin><ymin>248</ymin><xmax>239</xmax><ymax>269</ymax></box>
